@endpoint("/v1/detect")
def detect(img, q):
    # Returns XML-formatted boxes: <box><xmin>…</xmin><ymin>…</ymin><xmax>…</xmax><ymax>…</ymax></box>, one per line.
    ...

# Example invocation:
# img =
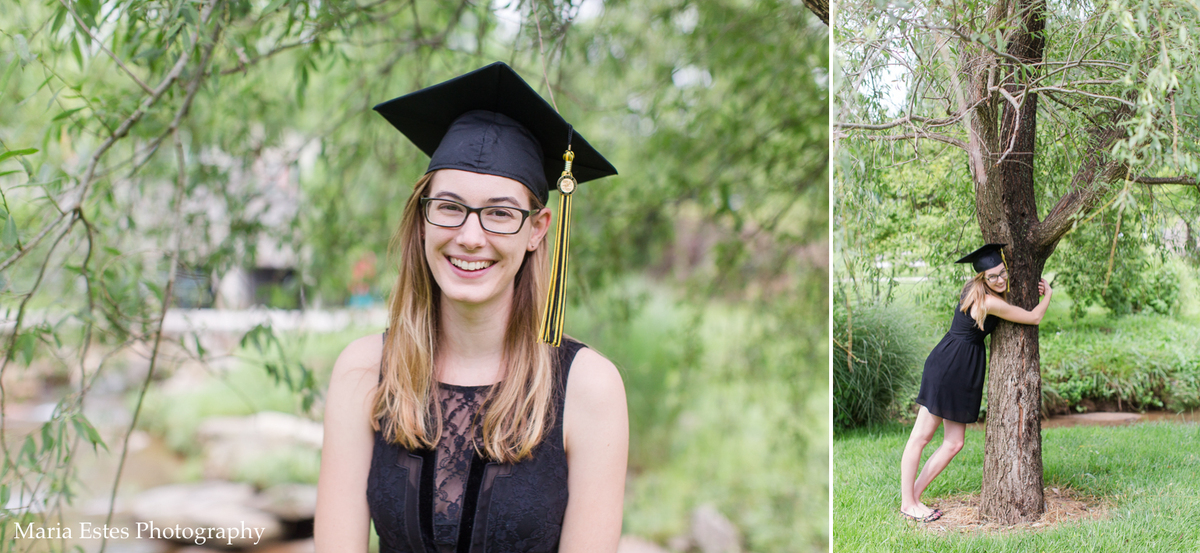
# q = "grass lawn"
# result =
<box><xmin>834</xmin><ymin>422</ymin><xmax>1200</xmax><ymax>552</ymax></box>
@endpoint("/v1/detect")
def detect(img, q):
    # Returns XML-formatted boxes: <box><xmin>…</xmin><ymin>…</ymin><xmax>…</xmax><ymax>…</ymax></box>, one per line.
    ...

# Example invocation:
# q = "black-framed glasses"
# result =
<box><xmin>419</xmin><ymin>197</ymin><xmax>534</xmax><ymax>235</ymax></box>
<box><xmin>985</xmin><ymin>270</ymin><xmax>1009</xmax><ymax>283</ymax></box>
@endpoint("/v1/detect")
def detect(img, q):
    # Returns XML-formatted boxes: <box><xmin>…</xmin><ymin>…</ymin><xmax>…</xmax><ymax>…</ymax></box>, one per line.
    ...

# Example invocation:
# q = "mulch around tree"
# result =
<box><xmin>910</xmin><ymin>487</ymin><xmax>1109</xmax><ymax>533</ymax></box>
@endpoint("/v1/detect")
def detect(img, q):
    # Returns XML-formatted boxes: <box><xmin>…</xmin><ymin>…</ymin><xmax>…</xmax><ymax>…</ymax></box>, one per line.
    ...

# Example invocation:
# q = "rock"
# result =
<box><xmin>196</xmin><ymin>411</ymin><xmax>323</xmax><ymax>481</ymax></box>
<box><xmin>618</xmin><ymin>535</ymin><xmax>670</xmax><ymax>553</ymax></box>
<box><xmin>251</xmin><ymin>539</ymin><xmax>316</xmax><ymax>553</ymax></box>
<box><xmin>198</xmin><ymin>411</ymin><xmax>323</xmax><ymax>448</ymax></box>
<box><xmin>101</xmin><ymin>539</ymin><xmax>172</xmax><ymax>553</ymax></box>
<box><xmin>131</xmin><ymin>481</ymin><xmax>282</xmax><ymax>547</ymax></box>
<box><xmin>251</xmin><ymin>483</ymin><xmax>318</xmax><ymax>521</ymax></box>
<box><xmin>667</xmin><ymin>534</ymin><xmax>694</xmax><ymax>552</ymax></box>
<box><xmin>690</xmin><ymin>504</ymin><xmax>742</xmax><ymax>553</ymax></box>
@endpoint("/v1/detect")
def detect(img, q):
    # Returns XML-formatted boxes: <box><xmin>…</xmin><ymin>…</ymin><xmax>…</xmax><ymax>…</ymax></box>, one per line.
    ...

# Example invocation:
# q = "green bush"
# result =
<box><xmin>1053</xmin><ymin>208</ymin><xmax>1180</xmax><ymax>318</ymax></box>
<box><xmin>1040</xmin><ymin>314</ymin><xmax>1200</xmax><ymax>413</ymax></box>
<box><xmin>833</xmin><ymin>302</ymin><xmax>924</xmax><ymax>430</ymax></box>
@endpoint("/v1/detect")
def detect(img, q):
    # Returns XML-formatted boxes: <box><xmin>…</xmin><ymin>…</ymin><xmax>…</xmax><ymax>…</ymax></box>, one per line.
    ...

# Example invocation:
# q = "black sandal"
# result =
<box><xmin>900</xmin><ymin>508</ymin><xmax>942</xmax><ymax>523</ymax></box>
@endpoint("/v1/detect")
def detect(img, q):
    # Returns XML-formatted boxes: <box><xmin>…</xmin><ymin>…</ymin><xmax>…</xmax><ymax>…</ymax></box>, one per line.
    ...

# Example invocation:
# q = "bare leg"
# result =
<box><xmin>913</xmin><ymin>419</ymin><xmax>966</xmax><ymax>504</ymax></box>
<box><xmin>900</xmin><ymin>406</ymin><xmax>942</xmax><ymax>517</ymax></box>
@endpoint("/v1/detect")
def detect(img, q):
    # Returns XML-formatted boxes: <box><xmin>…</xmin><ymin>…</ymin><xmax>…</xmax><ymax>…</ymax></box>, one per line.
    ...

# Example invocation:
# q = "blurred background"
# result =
<box><xmin>0</xmin><ymin>1</ymin><xmax>828</xmax><ymax>552</ymax></box>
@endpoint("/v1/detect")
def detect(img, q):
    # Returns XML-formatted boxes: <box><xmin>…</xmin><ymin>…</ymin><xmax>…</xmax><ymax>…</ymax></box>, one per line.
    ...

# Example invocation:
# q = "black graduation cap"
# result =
<box><xmin>373</xmin><ymin>62</ymin><xmax>618</xmax><ymax>347</ymax></box>
<box><xmin>955</xmin><ymin>244</ymin><xmax>1007</xmax><ymax>273</ymax></box>
<box><xmin>372</xmin><ymin>61</ymin><xmax>617</xmax><ymax>204</ymax></box>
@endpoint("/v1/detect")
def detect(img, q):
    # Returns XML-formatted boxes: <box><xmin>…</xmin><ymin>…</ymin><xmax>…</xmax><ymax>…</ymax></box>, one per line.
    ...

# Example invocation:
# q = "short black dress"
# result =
<box><xmin>915</xmin><ymin>302</ymin><xmax>999</xmax><ymax>424</ymax></box>
<box><xmin>367</xmin><ymin>338</ymin><xmax>583</xmax><ymax>553</ymax></box>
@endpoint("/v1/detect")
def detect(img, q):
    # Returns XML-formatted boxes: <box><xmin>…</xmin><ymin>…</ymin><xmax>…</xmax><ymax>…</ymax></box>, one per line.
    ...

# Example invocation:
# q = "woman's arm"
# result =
<box><xmin>983</xmin><ymin>278</ymin><xmax>1053</xmax><ymax>325</ymax></box>
<box><xmin>314</xmin><ymin>334</ymin><xmax>383</xmax><ymax>553</ymax></box>
<box><xmin>559</xmin><ymin>348</ymin><xmax>629</xmax><ymax>553</ymax></box>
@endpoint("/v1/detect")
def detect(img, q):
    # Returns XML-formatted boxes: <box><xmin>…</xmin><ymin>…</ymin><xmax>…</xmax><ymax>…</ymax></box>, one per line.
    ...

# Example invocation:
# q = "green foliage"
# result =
<box><xmin>570</xmin><ymin>281</ymin><xmax>700</xmax><ymax>473</ymax></box>
<box><xmin>568</xmin><ymin>0</ymin><xmax>828</xmax><ymax>295</ymax></box>
<box><xmin>835</xmin><ymin>0</ymin><xmax>1200</xmax><ymax>321</ymax></box>
<box><xmin>1053</xmin><ymin>201</ymin><xmax>1181</xmax><ymax>318</ymax></box>
<box><xmin>240</xmin><ymin>323</ymin><xmax>319</xmax><ymax>412</ymax></box>
<box><xmin>1040</xmin><ymin>314</ymin><xmax>1200</xmax><ymax>414</ymax></box>
<box><xmin>832</xmin><ymin>301</ymin><xmax>924</xmax><ymax>431</ymax></box>
<box><xmin>138</xmin><ymin>365</ymin><xmax>302</xmax><ymax>455</ymax></box>
<box><xmin>833</xmin><ymin>144</ymin><xmax>979</xmax><ymax>318</ymax></box>
<box><xmin>595</xmin><ymin>279</ymin><xmax>827</xmax><ymax>552</ymax></box>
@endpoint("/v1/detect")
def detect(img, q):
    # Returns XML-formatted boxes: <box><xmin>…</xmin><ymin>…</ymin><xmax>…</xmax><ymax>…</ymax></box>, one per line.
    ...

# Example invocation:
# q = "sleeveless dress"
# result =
<box><xmin>915</xmin><ymin>303</ymin><xmax>999</xmax><ymax>424</ymax></box>
<box><xmin>367</xmin><ymin>338</ymin><xmax>584</xmax><ymax>553</ymax></box>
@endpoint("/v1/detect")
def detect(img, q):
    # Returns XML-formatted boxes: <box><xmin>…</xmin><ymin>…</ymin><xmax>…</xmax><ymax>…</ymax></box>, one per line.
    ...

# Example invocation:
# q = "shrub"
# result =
<box><xmin>833</xmin><ymin>302</ymin><xmax>924</xmax><ymax>430</ymax></box>
<box><xmin>1053</xmin><ymin>208</ymin><xmax>1180</xmax><ymax>318</ymax></box>
<box><xmin>1040</xmin><ymin>315</ymin><xmax>1200</xmax><ymax>413</ymax></box>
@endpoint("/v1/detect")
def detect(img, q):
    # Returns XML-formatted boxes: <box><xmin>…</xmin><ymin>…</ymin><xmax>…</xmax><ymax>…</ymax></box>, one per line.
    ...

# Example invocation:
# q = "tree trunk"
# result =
<box><xmin>980</xmin><ymin>262</ymin><xmax>1046</xmax><ymax>522</ymax></box>
<box><xmin>804</xmin><ymin>0</ymin><xmax>828</xmax><ymax>25</ymax></box>
<box><xmin>964</xmin><ymin>0</ymin><xmax>1050</xmax><ymax>523</ymax></box>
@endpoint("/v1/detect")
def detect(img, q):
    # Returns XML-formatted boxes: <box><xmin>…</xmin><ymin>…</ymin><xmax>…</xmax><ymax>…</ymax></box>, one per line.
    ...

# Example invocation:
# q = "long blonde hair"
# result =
<box><xmin>959</xmin><ymin>270</ymin><xmax>1006</xmax><ymax>331</ymax></box>
<box><xmin>371</xmin><ymin>172</ymin><xmax>556</xmax><ymax>463</ymax></box>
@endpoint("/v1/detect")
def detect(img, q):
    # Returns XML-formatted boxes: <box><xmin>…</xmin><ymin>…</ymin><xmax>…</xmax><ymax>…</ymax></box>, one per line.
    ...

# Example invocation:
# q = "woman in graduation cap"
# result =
<box><xmin>898</xmin><ymin>244</ymin><xmax>1053</xmax><ymax>522</ymax></box>
<box><xmin>314</xmin><ymin>63</ymin><xmax>628</xmax><ymax>552</ymax></box>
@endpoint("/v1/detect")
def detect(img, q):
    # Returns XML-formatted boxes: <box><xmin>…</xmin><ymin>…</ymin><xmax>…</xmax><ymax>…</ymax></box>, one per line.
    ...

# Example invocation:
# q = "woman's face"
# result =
<box><xmin>423</xmin><ymin>169</ymin><xmax>552</xmax><ymax>310</ymax></box>
<box><xmin>982</xmin><ymin>264</ymin><xmax>1008</xmax><ymax>294</ymax></box>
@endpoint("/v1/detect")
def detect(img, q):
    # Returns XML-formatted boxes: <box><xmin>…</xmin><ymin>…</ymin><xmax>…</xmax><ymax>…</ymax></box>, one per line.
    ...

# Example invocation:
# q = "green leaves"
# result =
<box><xmin>240</xmin><ymin>324</ymin><xmax>321</xmax><ymax>413</ymax></box>
<box><xmin>13</xmin><ymin>34</ymin><xmax>34</xmax><ymax>65</ymax></box>
<box><xmin>0</xmin><ymin>148</ymin><xmax>38</xmax><ymax>165</ymax></box>
<box><xmin>2</xmin><ymin>210</ymin><xmax>18</xmax><ymax>248</ymax></box>
<box><xmin>12</xmin><ymin>331</ymin><xmax>37</xmax><ymax>365</ymax></box>
<box><xmin>70</xmin><ymin>414</ymin><xmax>107</xmax><ymax>452</ymax></box>
<box><xmin>263</xmin><ymin>0</ymin><xmax>290</xmax><ymax>16</ymax></box>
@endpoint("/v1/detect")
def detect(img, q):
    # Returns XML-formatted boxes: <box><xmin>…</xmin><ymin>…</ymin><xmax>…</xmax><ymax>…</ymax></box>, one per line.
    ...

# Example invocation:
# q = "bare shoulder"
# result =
<box><xmin>336</xmin><ymin>333</ymin><xmax>383</xmax><ymax>369</ymax></box>
<box><xmin>982</xmin><ymin>293</ymin><xmax>1017</xmax><ymax>313</ymax></box>
<box><xmin>565</xmin><ymin>347</ymin><xmax>627</xmax><ymax>409</ymax></box>
<box><xmin>566</xmin><ymin>347</ymin><xmax>628</xmax><ymax>398</ymax></box>
<box><xmin>328</xmin><ymin>333</ymin><xmax>385</xmax><ymax>395</ymax></box>
<box><xmin>562</xmin><ymin>346</ymin><xmax>628</xmax><ymax>457</ymax></box>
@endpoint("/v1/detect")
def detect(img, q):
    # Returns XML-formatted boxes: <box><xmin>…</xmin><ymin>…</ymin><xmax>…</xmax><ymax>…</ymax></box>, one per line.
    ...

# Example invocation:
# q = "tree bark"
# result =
<box><xmin>804</xmin><ymin>0</ymin><xmax>828</xmax><ymax>25</ymax></box>
<box><xmin>962</xmin><ymin>0</ymin><xmax>1049</xmax><ymax>523</ymax></box>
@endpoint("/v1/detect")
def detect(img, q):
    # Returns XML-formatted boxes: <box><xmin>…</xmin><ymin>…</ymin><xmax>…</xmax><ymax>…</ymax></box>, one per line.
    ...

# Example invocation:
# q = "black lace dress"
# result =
<box><xmin>367</xmin><ymin>339</ymin><xmax>584</xmax><ymax>553</ymax></box>
<box><xmin>915</xmin><ymin>302</ymin><xmax>999</xmax><ymax>424</ymax></box>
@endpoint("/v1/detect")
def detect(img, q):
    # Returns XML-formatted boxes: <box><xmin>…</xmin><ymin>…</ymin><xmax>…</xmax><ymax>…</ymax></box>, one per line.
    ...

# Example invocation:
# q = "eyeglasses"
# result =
<box><xmin>420</xmin><ymin>197</ymin><xmax>534</xmax><ymax>235</ymax></box>
<box><xmin>985</xmin><ymin>270</ymin><xmax>1009</xmax><ymax>283</ymax></box>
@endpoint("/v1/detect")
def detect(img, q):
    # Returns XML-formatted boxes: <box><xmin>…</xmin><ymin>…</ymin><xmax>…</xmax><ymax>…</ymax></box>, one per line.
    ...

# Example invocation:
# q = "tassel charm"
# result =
<box><xmin>540</xmin><ymin>149</ymin><xmax>575</xmax><ymax>346</ymax></box>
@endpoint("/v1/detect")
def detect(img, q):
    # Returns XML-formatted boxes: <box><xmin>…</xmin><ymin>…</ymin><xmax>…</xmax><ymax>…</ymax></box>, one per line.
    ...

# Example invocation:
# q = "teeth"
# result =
<box><xmin>450</xmin><ymin>257</ymin><xmax>495</xmax><ymax>271</ymax></box>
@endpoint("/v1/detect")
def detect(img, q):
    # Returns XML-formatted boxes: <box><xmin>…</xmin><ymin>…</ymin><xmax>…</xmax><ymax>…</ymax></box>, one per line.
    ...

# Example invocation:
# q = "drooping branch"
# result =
<box><xmin>0</xmin><ymin>0</ymin><xmax>219</xmax><ymax>274</ymax></box>
<box><xmin>836</xmin><ymin>112</ymin><xmax>970</xmax><ymax>131</ymax></box>
<box><xmin>1033</xmin><ymin>106</ymin><xmax>1133</xmax><ymax>249</ymax></box>
<box><xmin>1035</xmin><ymin>86</ymin><xmax>1136</xmax><ymax>109</ymax></box>
<box><xmin>58</xmin><ymin>0</ymin><xmax>155</xmax><ymax>95</ymax></box>
<box><xmin>1129</xmin><ymin>175</ymin><xmax>1199</xmax><ymax>186</ymax></box>
<box><xmin>844</xmin><ymin>131</ymin><xmax>968</xmax><ymax>150</ymax></box>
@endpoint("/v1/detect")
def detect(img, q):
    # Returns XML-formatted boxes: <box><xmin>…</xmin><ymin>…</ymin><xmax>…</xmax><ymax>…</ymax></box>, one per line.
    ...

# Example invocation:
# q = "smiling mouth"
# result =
<box><xmin>449</xmin><ymin>257</ymin><xmax>495</xmax><ymax>271</ymax></box>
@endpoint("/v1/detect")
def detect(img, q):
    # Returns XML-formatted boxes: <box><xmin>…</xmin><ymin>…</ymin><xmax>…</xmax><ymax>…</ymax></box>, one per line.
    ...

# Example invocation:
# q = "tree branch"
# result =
<box><xmin>1129</xmin><ymin>175</ymin><xmax>1199</xmax><ymax>186</ymax></box>
<box><xmin>57</xmin><ymin>0</ymin><xmax>154</xmax><ymax>95</ymax></box>
<box><xmin>804</xmin><ymin>0</ymin><xmax>828</xmax><ymax>25</ymax></box>
<box><xmin>839</xmin><ymin>131</ymin><xmax>967</xmax><ymax>150</ymax></box>
<box><xmin>836</xmin><ymin>113</ymin><xmax>966</xmax><ymax>131</ymax></box>
<box><xmin>1035</xmin><ymin>86</ymin><xmax>1137</xmax><ymax>109</ymax></box>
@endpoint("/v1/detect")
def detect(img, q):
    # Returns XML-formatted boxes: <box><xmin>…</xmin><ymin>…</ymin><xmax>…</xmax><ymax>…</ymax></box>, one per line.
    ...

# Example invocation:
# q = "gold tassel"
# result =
<box><xmin>540</xmin><ymin>149</ymin><xmax>576</xmax><ymax>346</ymax></box>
